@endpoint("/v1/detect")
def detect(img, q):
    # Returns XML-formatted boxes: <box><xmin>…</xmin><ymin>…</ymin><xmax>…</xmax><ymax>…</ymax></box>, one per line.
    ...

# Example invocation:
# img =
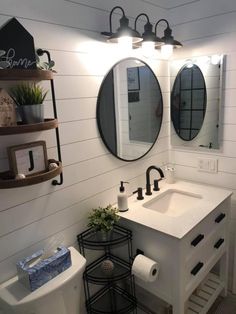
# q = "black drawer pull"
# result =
<box><xmin>191</xmin><ymin>262</ymin><xmax>204</xmax><ymax>276</ymax></box>
<box><xmin>191</xmin><ymin>234</ymin><xmax>204</xmax><ymax>247</ymax></box>
<box><xmin>214</xmin><ymin>238</ymin><xmax>224</xmax><ymax>249</ymax></box>
<box><xmin>215</xmin><ymin>213</ymin><xmax>226</xmax><ymax>223</ymax></box>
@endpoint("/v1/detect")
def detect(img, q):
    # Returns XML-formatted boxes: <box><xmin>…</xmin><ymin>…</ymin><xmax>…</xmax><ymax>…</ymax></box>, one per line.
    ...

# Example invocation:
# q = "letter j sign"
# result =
<box><xmin>7</xmin><ymin>141</ymin><xmax>48</xmax><ymax>176</ymax></box>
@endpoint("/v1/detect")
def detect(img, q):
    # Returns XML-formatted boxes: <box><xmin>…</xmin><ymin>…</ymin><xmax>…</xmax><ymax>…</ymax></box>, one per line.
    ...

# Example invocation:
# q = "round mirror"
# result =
<box><xmin>171</xmin><ymin>64</ymin><xmax>207</xmax><ymax>141</ymax></box>
<box><xmin>97</xmin><ymin>58</ymin><xmax>163</xmax><ymax>161</ymax></box>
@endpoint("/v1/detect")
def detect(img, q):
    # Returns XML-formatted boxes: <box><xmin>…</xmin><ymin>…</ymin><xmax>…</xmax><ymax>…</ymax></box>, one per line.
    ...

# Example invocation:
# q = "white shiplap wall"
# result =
<box><xmin>169</xmin><ymin>0</ymin><xmax>236</xmax><ymax>291</ymax></box>
<box><xmin>0</xmin><ymin>0</ymin><xmax>169</xmax><ymax>291</ymax></box>
<box><xmin>1</xmin><ymin>0</ymin><xmax>236</xmax><ymax>308</ymax></box>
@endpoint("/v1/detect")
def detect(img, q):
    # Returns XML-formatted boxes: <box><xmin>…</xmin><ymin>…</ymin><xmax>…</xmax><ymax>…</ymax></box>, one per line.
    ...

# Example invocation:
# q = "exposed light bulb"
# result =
<box><xmin>186</xmin><ymin>59</ymin><xmax>194</xmax><ymax>68</ymax></box>
<box><xmin>141</xmin><ymin>41</ymin><xmax>155</xmax><ymax>58</ymax></box>
<box><xmin>211</xmin><ymin>54</ymin><xmax>221</xmax><ymax>65</ymax></box>
<box><xmin>117</xmin><ymin>36</ymin><xmax>132</xmax><ymax>50</ymax></box>
<box><xmin>160</xmin><ymin>44</ymin><xmax>173</xmax><ymax>59</ymax></box>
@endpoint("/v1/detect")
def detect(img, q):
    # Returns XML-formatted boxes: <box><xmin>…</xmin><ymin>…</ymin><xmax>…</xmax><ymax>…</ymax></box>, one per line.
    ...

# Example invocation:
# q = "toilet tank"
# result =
<box><xmin>0</xmin><ymin>247</ymin><xmax>86</xmax><ymax>314</ymax></box>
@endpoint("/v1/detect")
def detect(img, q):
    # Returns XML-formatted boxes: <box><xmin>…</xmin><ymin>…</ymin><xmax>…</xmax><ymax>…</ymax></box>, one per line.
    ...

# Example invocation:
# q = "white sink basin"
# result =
<box><xmin>143</xmin><ymin>189</ymin><xmax>202</xmax><ymax>217</ymax></box>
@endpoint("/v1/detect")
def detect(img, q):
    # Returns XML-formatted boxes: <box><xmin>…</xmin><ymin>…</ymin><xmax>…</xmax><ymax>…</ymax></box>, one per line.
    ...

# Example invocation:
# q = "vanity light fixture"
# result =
<box><xmin>101</xmin><ymin>8</ymin><xmax>183</xmax><ymax>56</ymax></box>
<box><xmin>101</xmin><ymin>6</ymin><xmax>142</xmax><ymax>49</ymax></box>
<box><xmin>133</xmin><ymin>13</ymin><xmax>163</xmax><ymax>56</ymax></box>
<box><xmin>211</xmin><ymin>54</ymin><xmax>221</xmax><ymax>65</ymax></box>
<box><xmin>155</xmin><ymin>19</ymin><xmax>182</xmax><ymax>58</ymax></box>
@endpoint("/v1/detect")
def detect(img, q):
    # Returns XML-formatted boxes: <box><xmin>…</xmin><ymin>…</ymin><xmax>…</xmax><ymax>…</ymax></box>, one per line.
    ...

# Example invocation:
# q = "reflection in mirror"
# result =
<box><xmin>97</xmin><ymin>58</ymin><xmax>163</xmax><ymax>161</ymax></box>
<box><xmin>172</xmin><ymin>64</ymin><xmax>206</xmax><ymax>141</ymax></box>
<box><xmin>170</xmin><ymin>55</ymin><xmax>224</xmax><ymax>150</ymax></box>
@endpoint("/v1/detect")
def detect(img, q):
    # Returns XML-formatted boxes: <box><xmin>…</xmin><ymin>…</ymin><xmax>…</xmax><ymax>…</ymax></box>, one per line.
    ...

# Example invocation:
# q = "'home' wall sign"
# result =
<box><xmin>0</xmin><ymin>17</ymin><xmax>37</xmax><ymax>69</ymax></box>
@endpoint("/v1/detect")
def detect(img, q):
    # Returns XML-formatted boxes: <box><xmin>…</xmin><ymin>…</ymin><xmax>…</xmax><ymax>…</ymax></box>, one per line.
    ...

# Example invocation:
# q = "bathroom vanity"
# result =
<box><xmin>119</xmin><ymin>180</ymin><xmax>232</xmax><ymax>314</ymax></box>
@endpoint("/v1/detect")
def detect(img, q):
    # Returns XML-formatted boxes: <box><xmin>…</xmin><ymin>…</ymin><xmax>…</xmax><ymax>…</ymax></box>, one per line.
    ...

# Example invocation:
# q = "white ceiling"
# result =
<box><xmin>141</xmin><ymin>0</ymin><xmax>200</xmax><ymax>10</ymax></box>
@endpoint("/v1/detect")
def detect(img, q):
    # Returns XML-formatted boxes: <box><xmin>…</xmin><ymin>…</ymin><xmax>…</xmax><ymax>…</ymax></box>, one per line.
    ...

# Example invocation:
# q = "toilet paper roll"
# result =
<box><xmin>132</xmin><ymin>254</ymin><xmax>159</xmax><ymax>282</ymax></box>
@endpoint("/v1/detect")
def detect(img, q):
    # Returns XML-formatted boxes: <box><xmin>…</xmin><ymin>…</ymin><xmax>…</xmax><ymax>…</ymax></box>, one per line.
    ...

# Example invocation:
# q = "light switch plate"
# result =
<box><xmin>197</xmin><ymin>158</ymin><xmax>218</xmax><ymax>173</ymax></box>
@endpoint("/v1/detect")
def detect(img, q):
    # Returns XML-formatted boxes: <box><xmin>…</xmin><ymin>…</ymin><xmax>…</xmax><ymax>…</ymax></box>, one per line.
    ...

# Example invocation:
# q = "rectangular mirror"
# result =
<box><xmin>170</xmin><ymin>54</ymin><xmax>225</xmax><ymax>150</ymax></box>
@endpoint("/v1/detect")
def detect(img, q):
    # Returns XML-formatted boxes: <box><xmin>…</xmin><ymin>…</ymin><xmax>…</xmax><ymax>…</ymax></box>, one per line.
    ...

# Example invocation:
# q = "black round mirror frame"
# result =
<box><xmin>171</xmin><ymin>64</ymin><xmax>207</xmax><ymax>141</ymax></box>
<box><xmin>96</xmin><ymin>57</ymin><xmax>164</xmax><ymax>162</ymax></box>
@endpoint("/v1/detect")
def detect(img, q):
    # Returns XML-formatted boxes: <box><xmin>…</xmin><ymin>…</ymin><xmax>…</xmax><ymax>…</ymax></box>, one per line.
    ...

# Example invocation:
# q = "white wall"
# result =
<box><xmin>0</xmin><ymin>0</ymin><xmax>169</xmax><ymax>293</ymax></box>
<box><xmin>1</xmin><ymin>0</ymin><xmax>236</xmax><ymax>308</ymax></box>
<box><xmin>169</xmin><ymin>0</ymin><xmax>236</xmax><ymax>291</ymax></box>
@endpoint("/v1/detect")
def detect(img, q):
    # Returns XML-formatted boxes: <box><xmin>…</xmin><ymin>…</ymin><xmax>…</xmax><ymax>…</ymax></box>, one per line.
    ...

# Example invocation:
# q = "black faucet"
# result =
<box><xmin>146</xmin><ymin>166</ymin><xmax>164</xmax><ymax>195</ymax></box>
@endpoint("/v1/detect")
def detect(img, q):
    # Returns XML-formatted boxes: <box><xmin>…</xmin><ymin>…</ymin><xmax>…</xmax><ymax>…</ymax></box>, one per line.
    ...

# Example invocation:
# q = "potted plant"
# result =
<box><xmin>36</xmin><ymin>54</ymin><xmax>56</xmax><ymax>72</ymax></box>
<box><xmin>0</xmin><ymin>50</ymin><xmax>10</xmax><ymax>69</ymax></box>
<box><xmin>88</xmin><ymin>205</ymin><xmax>120</xmax><ymax>241</ymax></box>
<box><xmin>10</xmin><ymin>83</ymin><xmax>48</xmax><ymax>124</ymax></box>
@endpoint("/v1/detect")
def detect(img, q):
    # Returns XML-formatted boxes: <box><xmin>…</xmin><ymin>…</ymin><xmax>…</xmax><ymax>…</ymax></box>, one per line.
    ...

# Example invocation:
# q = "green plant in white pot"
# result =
<box><xmin>88</xmin><ymin>205</ymin><xmax>120</xmax><ymax>241</ymax></box>
<box><xmin>10</xmin><ymin>83</ymin><xmax>48</xmax><ymax>124</ymax></box>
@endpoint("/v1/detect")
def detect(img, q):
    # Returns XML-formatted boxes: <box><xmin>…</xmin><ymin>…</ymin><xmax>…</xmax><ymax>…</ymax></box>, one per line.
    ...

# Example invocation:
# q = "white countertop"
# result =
<box><xmin>118</xmin><ymin>180</ymin><xmax>232</xmax><ymax>239</ymax></box>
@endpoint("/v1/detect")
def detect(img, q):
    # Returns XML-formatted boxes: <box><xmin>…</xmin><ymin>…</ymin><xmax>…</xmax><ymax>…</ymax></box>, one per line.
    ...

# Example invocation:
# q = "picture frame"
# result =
<box><xmin>7</xmin><ymin>141</ymin><xmax>48</xmax><ymax>176</ymax></box>
<box><xmin>127</xmin><ymin>67</ymin><xmax>140</xmax><ymax>91</ymax></box>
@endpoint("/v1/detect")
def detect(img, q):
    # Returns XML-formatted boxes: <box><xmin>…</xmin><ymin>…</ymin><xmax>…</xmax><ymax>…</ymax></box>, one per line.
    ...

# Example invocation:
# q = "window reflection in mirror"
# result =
<box><xmin>97</xmin><ymin>58</ymin><xmax>163</xmax><ymax>161</ymax></box>
<box><xmin>171</xmin><ymin>64</ymin><xmax>206</xmax><ymax>141</ymax></box>
<box><xmin>170</xmin><ymin>55</ymin><xmax>224</xmax><ymax>150</ymax></box>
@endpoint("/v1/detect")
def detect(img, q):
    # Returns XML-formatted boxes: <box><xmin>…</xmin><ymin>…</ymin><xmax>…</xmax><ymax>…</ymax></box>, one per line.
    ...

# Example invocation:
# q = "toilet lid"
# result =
<box><xmin>0</xmin><ymin>247</ymin><xmax>86</xmax><ymax>308</ymax></box>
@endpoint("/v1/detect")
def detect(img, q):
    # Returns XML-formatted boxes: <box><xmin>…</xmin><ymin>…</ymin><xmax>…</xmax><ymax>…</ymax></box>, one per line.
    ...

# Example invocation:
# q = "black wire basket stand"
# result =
<box><xmin>77</xmin><ymin>224</ymin><xmax>137</xmax><ymax>314</ymax></box>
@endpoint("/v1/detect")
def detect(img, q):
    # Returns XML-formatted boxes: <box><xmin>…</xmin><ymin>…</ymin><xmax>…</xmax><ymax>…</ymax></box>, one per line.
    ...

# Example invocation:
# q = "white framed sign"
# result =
<box><xmin>8</xmin><ymin>141</ymin><xmax>48</xmax><ymax>176</ymax></box>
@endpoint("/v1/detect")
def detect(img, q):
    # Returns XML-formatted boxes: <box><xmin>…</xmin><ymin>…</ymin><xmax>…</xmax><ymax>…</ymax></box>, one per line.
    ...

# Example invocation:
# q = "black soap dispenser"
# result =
<box><xmin>118</xmin><ymin>181</ymin><xmax>129</xmax><ymax>212</ymax></box>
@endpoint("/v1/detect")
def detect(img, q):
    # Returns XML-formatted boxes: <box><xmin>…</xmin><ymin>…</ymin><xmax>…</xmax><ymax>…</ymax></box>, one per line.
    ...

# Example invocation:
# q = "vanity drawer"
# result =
<box><xmin>183</xmin><ymin>201</ymin><xmax>228</xmax><ymax>263</ymax></box>
<box><xmin>184</xmin><ymin>226</ymin><xmax>227</xmax><ymax>293</ymax></box>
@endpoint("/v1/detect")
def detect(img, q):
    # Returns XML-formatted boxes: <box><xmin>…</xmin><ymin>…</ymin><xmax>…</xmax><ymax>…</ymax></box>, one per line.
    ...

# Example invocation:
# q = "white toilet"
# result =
<box><xmin>0</xmin><ymin>247</ymin><xmax>86</xmax><ymax>314</ymax></box>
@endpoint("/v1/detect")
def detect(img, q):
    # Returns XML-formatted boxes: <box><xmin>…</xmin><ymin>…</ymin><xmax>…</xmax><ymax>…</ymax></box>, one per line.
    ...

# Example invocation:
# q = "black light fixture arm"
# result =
<box><xmin>101</xmin><ymin>6</ymin><xmax>142</xmax><ymax>43</ymax></box>
<box><xmin>155</xmin><ymin>18</ymin><xmax>170</xmax><ymax>34</ymax></box>
<box><xmin>109</xmin><ymin>6</ymin><xmax>125</xmax><ymax>33</ymax></box>
<box><xmin>154</xmin><ymin>18</ymin><xmax>182</xmax><ymax>48</ymax></box>
<box><xmin>133</xmin><ymin>13</ymin><xmax>163</xmax><ymax>46</ymax></box>
<box><xmin>36</xmin><ymin>48</ymin><xmax>63</xmax><ymax>186</ymax></box>
<box><xmin>134</xmin><ymin>13</ymin><xmax>150</xmax><ymax>31</ymax></box>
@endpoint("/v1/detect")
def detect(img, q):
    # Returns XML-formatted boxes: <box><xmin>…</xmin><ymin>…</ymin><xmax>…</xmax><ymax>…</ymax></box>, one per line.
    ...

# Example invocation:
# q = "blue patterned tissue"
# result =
<box><xmin>16</xmin><ymin>246</ymin><xmax>71</xmax><ymax>291</ymax></box>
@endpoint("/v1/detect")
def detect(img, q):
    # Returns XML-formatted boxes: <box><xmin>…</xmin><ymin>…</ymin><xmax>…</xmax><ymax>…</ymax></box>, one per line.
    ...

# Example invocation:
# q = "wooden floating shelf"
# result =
<box><xmin>0</xmin><ymin>69</ymin><xmax>53</xmax><ymax>81</ymax></box>
<box><xmin>0</xmin><ymin>119</ymin><xmax>58</xmax><ymax>135</ymax></box>
<box><xmin>0</xmin><ymin>161</ymin><xmax>62</xmax><ymax>189</ymax></box>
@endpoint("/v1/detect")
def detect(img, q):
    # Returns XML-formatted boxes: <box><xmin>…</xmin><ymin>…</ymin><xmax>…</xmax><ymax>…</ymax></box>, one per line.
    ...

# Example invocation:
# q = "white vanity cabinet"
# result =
<box><xmin>181</xmin><ymin>198</ymin><xmax>229</xmax><ymax>313</ymax></box>
<box><xmin>119</xmin><ymin>181</ymin><xmax>231</xmax><ymax>314</ymax></box>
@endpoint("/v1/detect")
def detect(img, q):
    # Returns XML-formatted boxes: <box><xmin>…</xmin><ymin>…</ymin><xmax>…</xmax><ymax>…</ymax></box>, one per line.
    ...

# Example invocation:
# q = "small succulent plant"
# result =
<box><xmin>88</xmin><ymin>205</ymin><xmax>120</xmax><ymax>233</ymax></box>
<box><xmin>10</xmin><ymin>83</ymin><xmax>48</xmax><ymax>106</ymax></box>
<box><xmin>36</xmin><ymin>54</ymin><xmax>56</xmax><ymax>72</ymax></box>
<box><xmin>0</xmin><ymin>50</ymin><xmax>10</xmax><ymax>69</ymax></box>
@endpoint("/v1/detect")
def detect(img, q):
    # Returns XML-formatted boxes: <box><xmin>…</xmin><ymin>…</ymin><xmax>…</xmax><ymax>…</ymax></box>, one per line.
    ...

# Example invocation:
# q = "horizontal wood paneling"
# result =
<box><xmin>170</xmin><ymin>0</ymin><xmax>236</xmax><ymax>26</ymax></box>
<box><xmin>169</xmin><ymin>0</ymin><xmax>236</xmax><ymax>291</ymax></box>
<box><xmin>3</xmin><ymin>0</ymin><xmax>236</xmax><ymax>294</ymax></box>
<box><xmin>0</xmin><ymin>0</ymin><xmax>169</xmax><ymax>283</ymax></box>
